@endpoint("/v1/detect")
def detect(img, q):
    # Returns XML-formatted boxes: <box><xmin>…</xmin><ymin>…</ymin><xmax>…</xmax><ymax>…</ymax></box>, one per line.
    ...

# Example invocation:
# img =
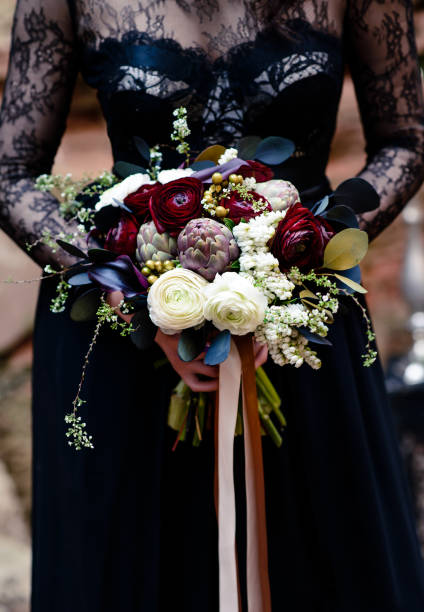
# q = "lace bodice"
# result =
<box><xmin>1</xmin><ymin>0</ymin><xmax>423</xmax><ymax>267</ymax></box>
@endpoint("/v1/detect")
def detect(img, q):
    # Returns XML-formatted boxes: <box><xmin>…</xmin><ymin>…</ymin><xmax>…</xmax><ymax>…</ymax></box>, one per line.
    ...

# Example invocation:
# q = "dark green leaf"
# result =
<box><xmin>113</xmin><ymin>161</ymin><xmax>147</xmax><ymax>179</ymax></box>
<box><xmin>230</xmin><ymin>260</ymin><xmax>240</xmax><ymax>271</ymax></box>
<box><xmin>70</xmin><ymin>288</ymin><xmax>102</xmax><ymax>322</ymax></box>
<box><xmin>254</xmin><ymin>136</ymin><xmax>295</xmax><ymax>166</ymax></box>
<box><xmin>130</xmin><ymin>309</ymin><xmax>157</xmax><ymax>350</ymax></box>
<box><xmin>298</xmin><ymin>327</ymin><xmax>332</xmax><ymax>346</ymax></box>
<box><xmin>237</xmin><ymin>135</ymin><xmax>261</xmax><ymax>160</ymax></box>
<box><xmin>133</xmin><ymin>136</ymin><xmax>151</xmax><ymax>163</ymax></box>
<box><xmin>87</xmin><ymin>248</ymin><xmax>118</xmax><ymax>263</ymax></box>
<box><xmin>178</xmin><ymin>327</ymin><xmax>207</xmax><ymax>362</ymax></box>
<box><xmin>223</xmin><ymin>217</ymin><xmax>235</xmax><ymax>231</ymax></box>
<box><xmin>321</xmin><ymin>205</ymin><xmax>359</xmax><ymax>228</ymax></box>
<box><xmin>205</xmin><ymin>330</ymin><xmax>231</xmax><ymax>365</ymax></box>
<box><xmin>56</xmin><ymin>240</ymin><xmax>87</xmax><ymax>259</ymax></box>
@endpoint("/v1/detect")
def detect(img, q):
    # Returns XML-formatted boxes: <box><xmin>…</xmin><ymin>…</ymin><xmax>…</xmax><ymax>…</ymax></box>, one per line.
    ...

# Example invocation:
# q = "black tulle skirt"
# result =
<box><xmin>31</xmin><ymin>278</ymin><xmax>424</xmax><ymax>611</ymax></box>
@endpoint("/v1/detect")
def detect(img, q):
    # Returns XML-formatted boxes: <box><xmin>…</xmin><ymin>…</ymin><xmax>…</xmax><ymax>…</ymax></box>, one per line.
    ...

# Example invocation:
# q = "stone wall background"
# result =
<box><xmin>0</xmin><ymin>3</ymin><xmax>424</xmax><ymax>610</ymax></box>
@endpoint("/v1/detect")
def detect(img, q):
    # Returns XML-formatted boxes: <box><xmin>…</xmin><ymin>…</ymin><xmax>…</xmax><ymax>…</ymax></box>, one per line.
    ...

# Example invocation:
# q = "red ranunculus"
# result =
<box><xmin>270</xmin><ymin>202</ymin><xmax>334</xmax><ymax>272</ymax></box>
<box><xmin>124</xmin><ymin>183</ymin><xmax>159</xmax><ymax>221</ymax></box>
<box><xmin>221</xmin><ymin>190</ymin><xmax>272</xmax><ymax>225</ymax></box>
<box><xmin>238</xmin><ymin>160</ymin><xmax>274</xmax><ymax>183</ymax></box>
<box><xmin>149</xmin><ymin>177</ymin><xmax>203</xmax><ymax>236</ymax></box>
<box><xmin>104</xmin><ymin>212</ymin><xmax>140</xmax><ymax>256</ymax></box>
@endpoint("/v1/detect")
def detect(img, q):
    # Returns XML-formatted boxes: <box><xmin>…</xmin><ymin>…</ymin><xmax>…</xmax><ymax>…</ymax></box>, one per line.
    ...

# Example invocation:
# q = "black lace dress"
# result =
<box><xmin>1</xmin><ymin>1</ymin><xmax>424</xmax><ymax>610</ymax></box>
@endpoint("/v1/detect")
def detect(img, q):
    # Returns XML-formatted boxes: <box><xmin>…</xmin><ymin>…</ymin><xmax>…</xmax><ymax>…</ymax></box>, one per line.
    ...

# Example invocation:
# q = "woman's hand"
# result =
<box><xmin>155</xmin><ymin>329</ymin><xmax>219</xmax><ymax>392</ymax></box>
<box><xmin>108</xmin><ymin>291</ymin><xmax>269</xmax><ymax>392</ymax></box>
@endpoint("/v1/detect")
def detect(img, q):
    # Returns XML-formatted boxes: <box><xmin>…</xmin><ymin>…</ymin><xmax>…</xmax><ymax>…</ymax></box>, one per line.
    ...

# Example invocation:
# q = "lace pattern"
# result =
<box><xmin>0</xmin><ymin>0</ymin><xmax>423</xmax><ymax>266</ymax></box>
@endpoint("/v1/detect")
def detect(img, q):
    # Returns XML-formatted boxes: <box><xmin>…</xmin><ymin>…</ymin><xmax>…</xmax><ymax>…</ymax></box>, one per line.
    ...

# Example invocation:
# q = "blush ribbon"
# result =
<box><xmin>215</xmin><ymin>335</ymin><xmax>272</xmax><ymax>611</ymax></box>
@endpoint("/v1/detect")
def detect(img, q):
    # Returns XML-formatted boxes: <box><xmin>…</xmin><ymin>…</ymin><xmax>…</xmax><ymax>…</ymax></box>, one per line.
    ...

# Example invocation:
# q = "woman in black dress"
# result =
<box><xmin>1</xmin><ymin>1</ymin><xmax>424</xmax><ymax>610</ymax></box>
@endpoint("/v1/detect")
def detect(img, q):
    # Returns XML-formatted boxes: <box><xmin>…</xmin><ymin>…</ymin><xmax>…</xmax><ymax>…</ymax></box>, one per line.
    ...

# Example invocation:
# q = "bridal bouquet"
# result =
<box><xmin>33</xmin><ymin>107</ymin><xmax>378</xmax><ymax>450</ymax></box>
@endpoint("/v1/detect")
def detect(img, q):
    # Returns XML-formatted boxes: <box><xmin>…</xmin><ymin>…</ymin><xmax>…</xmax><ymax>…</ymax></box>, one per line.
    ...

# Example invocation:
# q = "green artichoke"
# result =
<box><xmin>136</xmin><ymin>221</ymin><xmax>178</xmax><ymax>263</ymax></box>
<box><xmin>177</xmin><ymin>218</ymin><xmax>240</xmax><ymax>281</ymax></box>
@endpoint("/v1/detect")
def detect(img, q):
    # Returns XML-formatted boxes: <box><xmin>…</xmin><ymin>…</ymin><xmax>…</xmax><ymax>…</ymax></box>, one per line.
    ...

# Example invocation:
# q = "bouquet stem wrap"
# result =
<box><xmin>215</xmin><ymin>335</ymin><xmax>272</xmax><ymax>612</ymax></box>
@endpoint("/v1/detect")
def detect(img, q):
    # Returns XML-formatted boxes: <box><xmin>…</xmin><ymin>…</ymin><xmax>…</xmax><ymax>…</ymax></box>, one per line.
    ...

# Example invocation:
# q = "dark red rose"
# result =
<box><xmin>149</xmin><ymin>177</ymin><xmax>203</xmax><ymax>236</ymax></box>
<box><xmin>238</xmin><ymin>160</ymin><xmax>273</xmax><ymax>183</ymax></box>
<box><xmin>270</xmin><ymin>202</ymin><xmax>334</xmax><ymax>272</ymax></box>
<box><xmin>124</xmin><ymin>183</ymin><xmax>159</xmax><ymax>221</ymax></box>
<box><xmin>104</xmin><ymin>212</ymin><xmax>139</xmax><ymax>256</ymax></box>
<box><xmin>221</xmin><ymin>190</ymin><xmax>272</xmax><ymax>225</ymax></box>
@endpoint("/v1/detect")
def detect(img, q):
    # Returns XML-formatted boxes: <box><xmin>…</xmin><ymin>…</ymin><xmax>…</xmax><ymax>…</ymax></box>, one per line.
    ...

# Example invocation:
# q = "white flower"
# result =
<box><xmin>218</xmin><ymin>148</ymin><xmax>238</xmax><ymax>165</ymax></box>
<box><xmin>203</xmin><ymin>272</ymin><xmax>267</xmax><ymax>336</ymax></box>
<box><xmin>157</xmin><ymin>168</ymin><xmax>194</xmax><ymax>184</ymax></box>
<box><xmin>243</xmin><ymin>176</ymin><xmax>257</xmax><ymax>191</ymax></box>
<box><xmin>255</xmin><ymin>180</ymin><xmax>299</xmax><ymax>211</ymax></box>
<box><xmin>147</xmin><ymin>268</ymin><xmax>208</xmax><ymax>334</ymax></box>
<box><xmin>95</xmin><ymin>173</ymin><xmax>153</xmax><ymax>211</ymax></box>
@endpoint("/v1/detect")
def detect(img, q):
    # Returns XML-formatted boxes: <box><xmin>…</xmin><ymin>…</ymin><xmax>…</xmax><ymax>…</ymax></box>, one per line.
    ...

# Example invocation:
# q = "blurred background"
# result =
<box><xmin>1</xmin><ymin>2</ymin><xmax>424</xmax><ymax>610</ymax></box>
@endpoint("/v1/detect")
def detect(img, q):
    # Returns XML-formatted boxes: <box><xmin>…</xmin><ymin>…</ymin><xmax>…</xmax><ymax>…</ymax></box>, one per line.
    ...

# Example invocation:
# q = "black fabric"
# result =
<box><xmin>1</xmin><ymin>1</ymin><xmax>424</xmax><ymax>610</ymax></box>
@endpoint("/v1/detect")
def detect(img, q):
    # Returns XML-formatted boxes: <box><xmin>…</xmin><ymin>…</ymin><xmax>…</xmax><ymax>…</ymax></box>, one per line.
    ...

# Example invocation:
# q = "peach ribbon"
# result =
<box><xmin>215</xmin><ymin>336</ymin><xmax>272</xmax><ymax>612</ymax></box>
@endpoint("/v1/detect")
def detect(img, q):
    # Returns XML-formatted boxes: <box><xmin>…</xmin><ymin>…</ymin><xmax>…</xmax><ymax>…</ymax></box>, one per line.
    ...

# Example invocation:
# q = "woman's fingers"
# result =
<box><xmin>106</xmin><ymin>290</ymin><xmax>134</xmax><ymax>324</ymax></box>
<box><xmin>183</xmin><ymin>373</ymin><xmax>219</xmax><ymax>392</ymax></box>
<box><xmin>254</xmin><ymin>343</ymin><xmax>268</xmax><ymax>369</ymax></box>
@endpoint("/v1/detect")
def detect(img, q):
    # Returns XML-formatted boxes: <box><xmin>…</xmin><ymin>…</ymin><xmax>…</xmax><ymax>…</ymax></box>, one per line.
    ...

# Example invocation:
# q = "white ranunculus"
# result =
<box><xmin>95</xmin><ymin>173</ymin><xmax>153</xmax><ymax>211</ymax></box>
<box><xmin>255</xmin><ymin>179</ymin><xmax>299</xmax><ymax>211</ymax></box>
<box><xmin>157</xmin><ymin>168</ymin><xmax>194</xmax><ymax>184</ymax></box>
<box><xmin>203</xmin><ymin>272</ymin><xmax>267</xmax><ymax>336</ymax></box>
<box><xmin>147</xmin><ymin>268</ymin><xmax>208</xmax><ymax>334</ymax></box>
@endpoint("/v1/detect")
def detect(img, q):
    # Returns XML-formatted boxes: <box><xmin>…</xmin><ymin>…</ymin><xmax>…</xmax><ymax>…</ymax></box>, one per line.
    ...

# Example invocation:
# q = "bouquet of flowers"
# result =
<box><xmin>31</xmin><ymin>106</ymin><xmax>379</xmax><ymax>452</ymax></box>
<box><xmin>29</xmin><ymin>106</ymin><xmax>382</xmax><ymax>611</ymax></box>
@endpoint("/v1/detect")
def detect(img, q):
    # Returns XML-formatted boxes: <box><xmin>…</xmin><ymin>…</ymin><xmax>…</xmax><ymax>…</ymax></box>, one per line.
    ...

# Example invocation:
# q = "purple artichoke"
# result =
<box><xmin>177</xmin><ymin>218</ymin><xmax>240</xmax><ymax>281</ymax></box>
<box><xmin>136</xmin><ymin>220</ymin><xmax>178</xmax><ymax>264</ymax></box>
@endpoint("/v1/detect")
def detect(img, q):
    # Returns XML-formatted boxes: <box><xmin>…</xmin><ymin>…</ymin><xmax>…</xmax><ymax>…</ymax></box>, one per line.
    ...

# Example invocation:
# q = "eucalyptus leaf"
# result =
<box><xmin>333</xmin><ymin>273</ymin><xmax>367</xmax><ymax>294</ymax></box>
<box><xmin>70</xmin><ymin>288</ymin><xmax>102</xmax><ymax>322</ymax></box>
<box><xmin>195</xmin><ymin>145</ymin><xmax>226</xmax><ymax>164</ymax></box>
<box><xmin>189</xmin><ymin>160</ymin><xmax>216</xmax><ymax>171</ymax></box>
<box><xmin>237</xmin><ymin>135</ymin><xmax>261</xmax><ymax>160</ymax></box>
<box><xmin>332</xmin><ymin>178</ymin><xmax>380</xmax><ymax>214</ymax></box>
<box><xmin>254</xmin><ymin>136</ymin><xmax>295</xmax><ymax>166</ymax></box>
<box><xmin>205</xmin><ymin>330</ymin><xmax>231</xmax><ymax>365</ymax></box>
<box><xmin>133</xmin><ymin>136</ymin><xmax>151</xmax><ymax>163</ymax></box>
<box><xmin>299</xmin><ymin>289</ymin><xmax>318</xmax><ymax>300</ymax></box>
<box><xmin>130</xmin><ymin>309</ymin><xmax>157</xmax><ymax>350</ymax></box>
<box><xmin>323</xmin><ymin>228</ymin><xmax>368</xmax><ymax>271</ymax></box>
<box><xmin>311</xmin><ymin>195</ymin><xmax>330</xmax><ymax>216</ymax></box>
<box><xmin>177</xmin><ymin>327</ymin><xmax>206</xmax><ymax>362</ymax></box>
<box><xmin>67</xmin><ymin>271</ymin><xmax>93</xmax><ymax>286</ymax></box>
<box><xmin>56</xmin><ymin>240</ymin><xmax>87</xmax><ymax>259</ymax></box>
<box><xmin>298</xmin><ymin>327</ymin><xmax>332</xmax><ymax>346</ymax></box>
<box><xmin>113</xmin><ymin>161</ymin><xmax>147</xmax><ymax>179</ymax></box>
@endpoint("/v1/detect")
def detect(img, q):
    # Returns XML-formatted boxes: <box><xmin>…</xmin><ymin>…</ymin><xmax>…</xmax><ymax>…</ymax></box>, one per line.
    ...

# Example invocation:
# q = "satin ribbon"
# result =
<box><xmin>216</xmin><ymin>336</ymin><xmax>272</xmax><ymax>612</ymax></box>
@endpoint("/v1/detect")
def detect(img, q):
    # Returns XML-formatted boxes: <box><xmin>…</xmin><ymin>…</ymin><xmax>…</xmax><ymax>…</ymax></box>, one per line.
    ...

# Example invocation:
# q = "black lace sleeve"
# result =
<box><xmin>345</xmin><ymin>0</ymin><xmax>424</xmax><ymax>240</ymax></box>
<box><xmin>0</xmin><ymin>0</ymin><xmax>79</xmax><ymax>268</ymax></box>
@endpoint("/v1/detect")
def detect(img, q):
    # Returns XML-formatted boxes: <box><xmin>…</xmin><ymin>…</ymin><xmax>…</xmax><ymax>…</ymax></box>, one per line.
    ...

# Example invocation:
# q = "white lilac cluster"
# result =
<box><xmin>171</xmin><ymin>107</ymin><xmax>191</xmax><ymax>156</ymax></box>
<box><xmin>233</xmin><ymin>210</ymin><xmax>332</xmax><ymax>369</ymax></box>
<box><xmin>233</xmin><ymin>210</ymin><xmax>294</xmax><ymax>301</ymax></box>
<box><xmin>218</xmin><ymin>147</ymin><xmax>238</xmax><ymax>165</ymax></box>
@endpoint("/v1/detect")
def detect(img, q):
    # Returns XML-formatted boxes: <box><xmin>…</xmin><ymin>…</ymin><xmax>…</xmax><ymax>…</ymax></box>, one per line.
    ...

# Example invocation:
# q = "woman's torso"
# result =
<box><xmin>68</xmin><ymin>0</ymin><xmax>348</xmax><ymax>193</ymax></box>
